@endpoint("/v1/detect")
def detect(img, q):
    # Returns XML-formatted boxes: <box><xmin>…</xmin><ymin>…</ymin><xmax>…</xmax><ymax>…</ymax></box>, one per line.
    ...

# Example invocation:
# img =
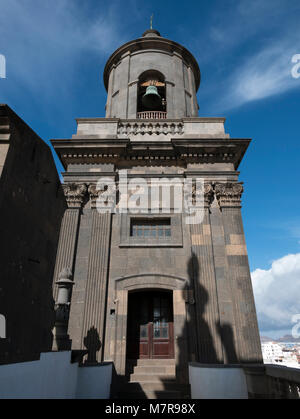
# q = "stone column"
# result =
<box><xmin>106</xmin><ymin>64</ymin><xmax>115</xmax><ymax>118</ymax></box>
<box><xmin>52</xmin><ymin>183</ymin><xmax>87</xmax><ymax>300</ymax></box>
<box><xmin>189</xmin><ymin>183</ymin><xmax>223</xmax><ymax>363</ymax></box>
<box><xmin>173</xmin><ymin>52</ymin><xmax>187</xmax><ymax>118</ymax></box>
<box><xmin>215</xmin><ymin>182</ymin><xmax>262</xmax><ymax>363</ymax></box>
<box><xmin>165</xmin><ymin>81</ymin><xmax>175</xmax><ymax>119</ymax></box>
<box><xmin>80</xmin><ymin>183</ymin><xmax>113</xmax><ymax>364</ymax></box>
<box><xmin>118</xmin><ymin>51</ymin><xmax>130</xmax><ymax>119</ymax></box>
<box><xmin>188</xmin><ymin>66</ymin><xmax>198</xmax><ymax>117</ymax></box>
<box><xmin>127</xmin><ymin>81</ymin><xmax>138</xmax><ymax>118</ymax></box>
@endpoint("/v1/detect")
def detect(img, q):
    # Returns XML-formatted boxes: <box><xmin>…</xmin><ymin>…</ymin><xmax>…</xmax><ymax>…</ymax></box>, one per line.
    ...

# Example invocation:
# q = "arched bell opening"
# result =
<box><xmin>137</xmin><ymin>70</ymin><xmax>167</xmax><ymax>119</ymax></box>
<box><xmin>126</xmin><ymin>289</ymin><xmax>174</xmax><ymax>360</ymax></box>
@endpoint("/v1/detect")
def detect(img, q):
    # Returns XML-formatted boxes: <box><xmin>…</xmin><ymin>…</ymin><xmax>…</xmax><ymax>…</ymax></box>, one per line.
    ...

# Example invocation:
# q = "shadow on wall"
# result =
<box><xmin>110</xmin><ymin>252</ymin><xmax>258</xmax><ymax>398</ymax></box>
<box><xmin>83</xmin><ymin>327</ymin><xmax>102</xmax><ymax>365</ymax></box>
<box><xmin>151</xmin><ymin>253</ymin><xmax>239</xmax><ymax>398</ymax></box>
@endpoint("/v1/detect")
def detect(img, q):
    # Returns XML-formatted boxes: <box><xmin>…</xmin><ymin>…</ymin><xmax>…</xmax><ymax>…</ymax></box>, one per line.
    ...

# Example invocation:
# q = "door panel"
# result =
<box><xmin>152</xmin><ymin>295</ymin><xmax>174</xmax><ymax>358</ymax></box>
<box><xmin>127</xmin><ymin>291</ymin><xmax>174</xmax><ymax>359</ymax></box>
<box><xmin>139</xmin><ymin>323</ymin><xmax>150</xmax><ymax>358</ymax></box>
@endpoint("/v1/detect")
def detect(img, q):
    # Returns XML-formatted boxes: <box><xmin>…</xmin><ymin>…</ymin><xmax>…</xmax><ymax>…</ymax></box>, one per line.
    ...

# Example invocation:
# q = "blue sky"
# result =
<box><xmin>0</xmin><ymin>0</ymin><xmax>300</xmax><ymax>338</ymax></box>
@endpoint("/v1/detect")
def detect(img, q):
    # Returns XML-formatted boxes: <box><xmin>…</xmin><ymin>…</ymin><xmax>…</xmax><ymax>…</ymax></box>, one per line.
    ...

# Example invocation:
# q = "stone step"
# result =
<box><xmin>130</xmin><ymin>373</ymin><xmax>176</xmax><ymax>383</ymax></box>
<box><xmin>133</xmin><ymin>365</ymin><xmax>176</xmax><ymax>375</ymax></box>
<box><xmin>134</xmin><ymin>358</ymin><xmax>175</xmax><ymax>366</ymax></box>
<box><xmin>117</xmin><ymin>382</ymin><xmax>191</xmax><ymax>399</ymax></box>
<box><xmin>122</xmin><ymin>382</ymin><xmax>189</xmax><ymax>392</ymax></box>
<box><xmin>118</xmin><ymin>390</ymin><xmax>183</xmax><ymax>400</ymax></box>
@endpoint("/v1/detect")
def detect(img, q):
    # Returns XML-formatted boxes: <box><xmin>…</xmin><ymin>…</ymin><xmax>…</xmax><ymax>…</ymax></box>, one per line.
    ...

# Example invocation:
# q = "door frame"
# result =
<box><xmin>126</xmin><ymin>290</ymin><xmax>175</xmax><ymax>360</ymax></box>
<box><xmin>112</xmin><ymin>273</ymin><xmax>189</xmax><ymax>377</ymax></box>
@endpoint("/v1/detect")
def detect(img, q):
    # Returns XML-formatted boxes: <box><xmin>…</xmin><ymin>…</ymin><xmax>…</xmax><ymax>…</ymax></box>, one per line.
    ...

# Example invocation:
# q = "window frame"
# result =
<box><xmin>119</xmin><ymin>213</ymin><xmax>183</xmax><ymax>248</ymax></box>
<box><xmin>130</xmin><ymin>218</ymin><xmax>171</xmax><ymax>239</ymax></box>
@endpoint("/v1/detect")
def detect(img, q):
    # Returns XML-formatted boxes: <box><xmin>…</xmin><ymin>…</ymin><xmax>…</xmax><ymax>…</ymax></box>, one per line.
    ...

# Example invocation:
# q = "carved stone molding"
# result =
<box><xmin>117</xmin><ymin>120</ymin><xmax>184</xmax><ymax>136</ymax></box>
<box><xmin>88</xmin><ymin>183</ymin><xmax>105</xmax><ymax>209</ymax></box>
<box><xmin>204</xmin><ymin>183</ymin><xmax>214</xmax><ymax>208</ymax></box>
<box><xmin>88</xmin><ymin>182</ymin><xmax>116</xmax><ymax>210</ymax></box>
<box><xmin>192</xmin><ymin>182</ymin><xmax>214</xmax><ymax>208</ymax></box>
<box><xmin>214</xmin><ymin>182</ymin><xmax>244</xmax><ymax>208</ymax></box>
<box><xmin>63</xmin><ymin>183</ymin><xmax>87</xmax><ymax>208</ymax></box>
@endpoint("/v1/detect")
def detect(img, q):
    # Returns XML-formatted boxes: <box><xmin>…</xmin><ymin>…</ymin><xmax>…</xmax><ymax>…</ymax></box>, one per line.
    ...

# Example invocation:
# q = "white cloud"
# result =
<box><xmin>0</xmin><ymin>0</ymin><xmax>125</xmax><ymax>104</ymax></box>
<box><xmin>217</xmin><ymin>40</ymin><xmax>300</xmax><ymax>111</ymax></box>
<box><xmin>200</xmin><ymin>0</ymin><xmax>300</xmax><ymax>112</ymax></box>
<box><xmin>251</xmin><ymin>253</ymin><xmax>300</xmax><ymax>334</ymax></box>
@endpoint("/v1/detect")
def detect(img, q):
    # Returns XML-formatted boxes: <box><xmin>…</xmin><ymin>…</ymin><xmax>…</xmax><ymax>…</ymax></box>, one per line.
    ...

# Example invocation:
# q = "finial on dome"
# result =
<box><xmin>142</xmin><ymin>13</ymin><xmax>161</xmax><ymax>37</ymax></box>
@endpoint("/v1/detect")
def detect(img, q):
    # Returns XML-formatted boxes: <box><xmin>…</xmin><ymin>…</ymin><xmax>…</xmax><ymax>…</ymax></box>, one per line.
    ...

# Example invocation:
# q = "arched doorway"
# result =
<box><xmin>126</xmin><ymin>290</ymin><xmax>174</xmax><ymax>359</ymax></box>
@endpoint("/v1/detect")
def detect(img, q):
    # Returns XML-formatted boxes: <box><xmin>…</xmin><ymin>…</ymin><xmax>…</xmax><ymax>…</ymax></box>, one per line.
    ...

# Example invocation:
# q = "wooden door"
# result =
<box><xmin>126</xmin><ymin>291</ymin><xmax>174</xmax><ymax>359</ymax></box>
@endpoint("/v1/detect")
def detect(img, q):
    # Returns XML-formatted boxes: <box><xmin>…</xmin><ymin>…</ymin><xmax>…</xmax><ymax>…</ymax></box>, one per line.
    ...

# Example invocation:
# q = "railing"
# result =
<box><xmin>117</xmin><ymin>120</ymin><xmax>184</xmax><ymax>136</ymax></box>
<box><xmin>244</xmin><ymin>364</ymin><xmax>300</xmax><ymax>399</ymax></box>
<box><xmin>137</xmin><ymin>111</ymin><xmax>167</xmax><ymax>120</ymax></box>
<box><xmin>265</xmin><ymin>365</ymin><xmax>300</xmax><ymax>399</ymax></box>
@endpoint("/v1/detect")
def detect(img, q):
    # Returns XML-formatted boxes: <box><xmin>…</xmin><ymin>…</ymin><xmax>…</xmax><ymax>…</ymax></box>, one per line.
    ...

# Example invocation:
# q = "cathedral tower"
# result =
<box><xmin>52</xmin><ymin>28</ymin><xmax>262</xmax><ymax>398</ymax></box>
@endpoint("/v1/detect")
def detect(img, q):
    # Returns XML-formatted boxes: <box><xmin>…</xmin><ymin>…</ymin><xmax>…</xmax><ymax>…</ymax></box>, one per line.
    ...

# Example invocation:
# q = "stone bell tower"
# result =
<box><xmin>104</xmin><ymin>28</ymin><xmax>199</xmax><ymax>120</ymax></box>
<box><xmin>52</xmin><ymin>27</ymin><xmax>262</xmax><ymax>399</ymax></box>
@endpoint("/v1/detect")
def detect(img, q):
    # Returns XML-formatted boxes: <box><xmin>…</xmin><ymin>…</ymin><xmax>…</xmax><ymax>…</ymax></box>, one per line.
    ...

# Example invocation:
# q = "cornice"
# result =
<box><xmin>103</xmin><ymin>36</ymin><xmax>201</xmax><ymax>92</ymax></box>
<box><xmin>51</xmin><ymin>138</ymin><xmax>250</xmax><ymax>170</ymax></box>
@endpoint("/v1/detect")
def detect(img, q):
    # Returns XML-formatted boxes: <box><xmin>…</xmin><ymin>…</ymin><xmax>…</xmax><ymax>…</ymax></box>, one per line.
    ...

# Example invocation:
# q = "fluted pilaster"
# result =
<box><xmin>189</xmin><ymin>183</ymin><xmax>223</xmax><ymax>363</ymax></box>
<box><xmin>80</xmin><ymin>185</ymin><xmax>112</xmax><ymax>363</ymax></box>
<box><xmin>52</xmin><ymin>183</ymin><xmax>87</xmax><ymax>300</ymax></box>
<box><xmin>215</xmin><ymin>182</ymin><xmax>262</xmax><ymax>363</ymax></box>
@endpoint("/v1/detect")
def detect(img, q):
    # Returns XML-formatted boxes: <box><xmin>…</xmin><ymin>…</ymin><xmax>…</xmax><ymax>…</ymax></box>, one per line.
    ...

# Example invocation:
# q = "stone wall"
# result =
<box><xmin>0</xmin><ymin>105</ymin><xmax>66</xmax><ymax>364</ymax></box>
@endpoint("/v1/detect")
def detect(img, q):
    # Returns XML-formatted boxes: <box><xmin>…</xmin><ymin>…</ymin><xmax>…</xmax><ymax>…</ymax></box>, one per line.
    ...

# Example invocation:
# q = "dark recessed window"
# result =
<box><xmin>130</xmin><ymin>219</ymin><xmax>171</xmax><ymax>238</ymax></box>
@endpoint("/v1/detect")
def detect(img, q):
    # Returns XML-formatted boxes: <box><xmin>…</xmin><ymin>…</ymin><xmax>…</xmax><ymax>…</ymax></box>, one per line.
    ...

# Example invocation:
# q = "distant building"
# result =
<box><xmin>262</xmin><ymin>341</ymin><xmax>300</xmax><ymax>369</ymax></box>
<box><xmin>262</xmin><ymin>342</ymin><xmax>283</xmax><ymax>363</ymax></box>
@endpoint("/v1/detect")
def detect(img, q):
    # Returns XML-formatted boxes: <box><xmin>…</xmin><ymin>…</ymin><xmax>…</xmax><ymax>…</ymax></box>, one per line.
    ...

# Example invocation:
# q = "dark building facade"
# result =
<box><xmin>0</xmin><ymin>104</ymin><xmax>66</xmax><ymax>364</ymax></box>
<box><xmin>52</xmin><ymin>29</ymin><xmax>262</xmax><ymax>398</ymax></box>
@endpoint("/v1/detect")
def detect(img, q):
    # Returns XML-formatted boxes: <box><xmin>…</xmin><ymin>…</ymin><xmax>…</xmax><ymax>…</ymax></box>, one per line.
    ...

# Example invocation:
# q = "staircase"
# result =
<box><xmin>117</xmin><ymin>359</ymin><xmax>190</xmax><ymax>399</ymax></box>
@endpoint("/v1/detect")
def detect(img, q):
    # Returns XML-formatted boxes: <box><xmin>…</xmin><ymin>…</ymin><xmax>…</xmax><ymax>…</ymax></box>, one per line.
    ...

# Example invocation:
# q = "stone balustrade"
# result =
<box><xmin>244</xmin><ymin>364</ymin><xmax>300</xmax><ymax>399</ymax></box>
<box><xmin>117</xmin><ymin>120</ymin><xmax>184</xmax><ymax>136</ymax></box>
<box><xmin>137</xmin><ymin>111</ymin><xmax>167</xmax><ymax>119</ymax></box>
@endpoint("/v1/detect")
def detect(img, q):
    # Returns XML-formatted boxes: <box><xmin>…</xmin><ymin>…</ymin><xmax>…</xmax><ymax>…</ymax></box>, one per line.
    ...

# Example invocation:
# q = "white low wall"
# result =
<box><xmin>189</xmin><ymin>363</ymin><xmax>248</xmax><ymax>399</ymax></box>
<box><xmin>76</xmin><ymin>363</ymin><xmax>112</xmax><ymax>399</ymax></box>
<box><xmin>0</xmin><ymin>351</ymin><xmax>112</xmax><ymax>399</ymax></box>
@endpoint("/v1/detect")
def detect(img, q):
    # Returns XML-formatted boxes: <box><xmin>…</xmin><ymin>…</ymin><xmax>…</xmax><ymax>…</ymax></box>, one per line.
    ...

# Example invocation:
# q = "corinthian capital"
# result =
<box><xmin>63</xmin><ymin>183</ymin><xmax>87</xmax><ymax>208</ymax></box>
<box><xmin>88</xmin><ymin>183</ymin><xmax>105</xmax><ymax>209</ymax></box>
<box><xmin>204</xmin><ymin>183</ymin><xmax>214</xmax><ymax>208</ymax></box>
<box><xmin>88</xmin><ymin>180</ymin><xmax>116</xmax><ymax>210</ymax></box>
<box><xmin>192</xmin><ymin>182</ymin><xmax>214</xmax><ymax>208</ymax></box>
<box><xmin>214</xmin><ymin>182</ymin><xmax>243</xmax><ymax>208</ymax></box>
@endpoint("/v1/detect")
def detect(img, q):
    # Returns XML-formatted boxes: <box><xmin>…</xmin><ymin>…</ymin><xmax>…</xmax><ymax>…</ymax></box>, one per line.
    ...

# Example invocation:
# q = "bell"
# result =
<box><xmin>142</xmin><ymin>85</ymin><xmax>161</xmax><ymax>109</ymax></box>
